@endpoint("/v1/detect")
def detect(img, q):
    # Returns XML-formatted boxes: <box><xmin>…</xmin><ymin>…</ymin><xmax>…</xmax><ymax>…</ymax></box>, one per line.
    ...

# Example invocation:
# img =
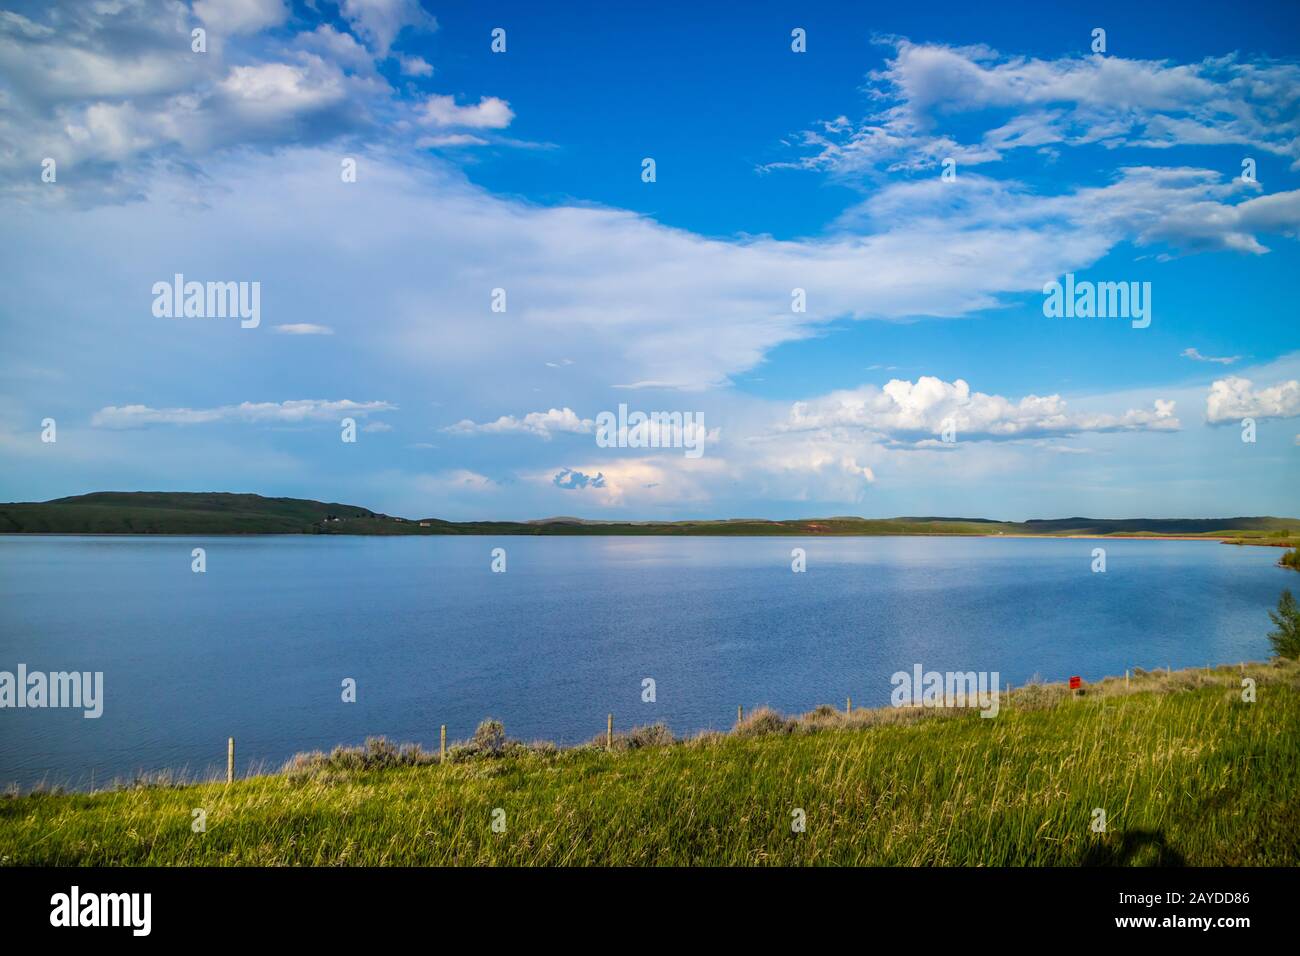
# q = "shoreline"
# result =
<box><xmin>5</xmin><ymin>659</ymin><xmax>1296</xmax><ymax>866</ymax></box>
<box><xmin>1</xmin><ymin>530</ymin><xmax>1292</xmax><ymax>545</ymax></box>
<box><xmin>4</xmin><ymin>659</ymin><xmax>1285</xmax><ymax>797</ymax></box>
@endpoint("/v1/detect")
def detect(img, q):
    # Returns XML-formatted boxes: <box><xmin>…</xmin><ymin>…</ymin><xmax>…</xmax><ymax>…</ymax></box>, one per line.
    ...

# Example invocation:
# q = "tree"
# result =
<box><xmin>1267</xmin><ymin>589</ymin><xmax>1300</xmax><ymax>660</ymax></box>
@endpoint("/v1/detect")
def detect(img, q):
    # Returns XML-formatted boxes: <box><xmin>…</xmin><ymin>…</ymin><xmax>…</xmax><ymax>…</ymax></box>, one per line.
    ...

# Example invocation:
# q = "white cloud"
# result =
<box><xmin>838</xmin><ymin>166</ymin><xmax>1300</xmax><ymax>257</ymax></box>
<box><xmin>398</xmin><ymin>55</ymin><xmax>433</xmax><ymax>77</ymax></box>
<box><xmin>194</xmin><ymin>0</ymin><xmax>289</xmax><ymax>36</ymax></box>
<box><xmin>0</xmin><ymin>2</ymin><xmax>516</xmax><ymax>195</ymax></box>
<box><xmin>297</xmin><ymin>25</ymin><xmax>377</xmax><ymax>74</ymax></box>
<box><xmin>273</xmin><ymin>323</ymin><xmax>334</xmax><ymax>335</ymax></box>
<box><xmin>781</xmin><ymin>376</ymin><xmax>1179</xmax><ymax>441</ymax></box>
<box><xmin>416</xmin><ymin>133</ymin><xmax>489</xmax><ymax>148</ymax></box>
<box><xmin>1206</xmin><ymin>376</ymin><xmax>1300</xmax><ymax>423</ymax></box>
<box><xmin>217</xmin><ymin>59</ymin><xmax>350</xmax><ymax>124</ymax></box>
<box><xmin>752</xmin><ymin>447</ymin><xmax>877</xmax><ymax>485</ymax></box>
<box><xmin>91</xmin><ymin>399</ymin><xmax>396</xmax><ymax>428</ymax></box>
<box><xmin>0</xmin><ymin>5</ymin><xmax>203</xmax><ymax>106</ymax></box>
<box><xmin>340</xmin><ymin>0</ymin><xmax>436</xmax><ymax>56</ymax></box>
<box><xmin>524</xmin><ymin>456</ymin><xmax>727</xmax><ymax>508</ymax></box>
<box><xmin>776</xmin><ymin>39</ymin><xmax>1300</xmax><ymax>176</ymax></box>
<box><xmin>444</xmin><ymin>408</ymin><xmax>594</xmax><ymax>439</ymax></box>
<box><xmin>1181</xmin><ymin>347</ymin><xmax>1239</xmax><ymax>365</ymax></box>
<box><xmin>420</xmin><ymin>94</ymin><xmax>514</xmax><ymax>129</ymax></box>
<box><xmin>13</xmin><ymin>146</ymin><xmax>1292</xmax><ymax>403</ymax></box>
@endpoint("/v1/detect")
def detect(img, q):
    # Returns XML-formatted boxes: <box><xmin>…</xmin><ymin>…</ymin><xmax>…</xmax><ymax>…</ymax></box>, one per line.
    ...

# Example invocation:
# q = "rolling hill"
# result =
<box><xmin>1</xmin><ymin>491</ymin><xmax>1297</xmax><ymax>539</ymax></box>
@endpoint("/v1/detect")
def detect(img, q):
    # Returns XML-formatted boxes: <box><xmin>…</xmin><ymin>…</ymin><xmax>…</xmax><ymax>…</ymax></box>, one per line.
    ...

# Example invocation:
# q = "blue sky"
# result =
<box><xmin>1</xmin><ymin>0</ymin><xmax>1298</xmax><ymax>520</ymax></box>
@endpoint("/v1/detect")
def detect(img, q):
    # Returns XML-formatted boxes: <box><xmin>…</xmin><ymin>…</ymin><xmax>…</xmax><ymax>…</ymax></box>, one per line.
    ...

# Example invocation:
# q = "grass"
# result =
<box><xmin>3</xmin><ymin>661</ymin><xmax>1298</xmax><ymax>866</ymax></box>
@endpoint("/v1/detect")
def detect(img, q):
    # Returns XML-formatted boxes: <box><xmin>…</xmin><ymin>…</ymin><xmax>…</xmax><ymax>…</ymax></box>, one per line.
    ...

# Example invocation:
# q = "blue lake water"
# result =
<box><xmin>0</xmin><ymin>534</ymin><xmax>1292</xmax><ymax>791</ymax></box>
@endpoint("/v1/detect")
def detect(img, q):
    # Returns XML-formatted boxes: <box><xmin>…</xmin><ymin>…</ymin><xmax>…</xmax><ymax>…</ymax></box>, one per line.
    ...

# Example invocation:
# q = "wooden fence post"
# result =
<box><xmin>846</xmin><ymin>696</ymin><xmax>851</xmax><ymax>715</ymax></box>
<box><xmin>440</xmin><ymin>724</ymin><xmax>446</xmax><ymax>763</ymax></box>
<box><xmin>607</xmin><ymin>713</ymin><xmax>613</xmax><ymax>751</ymax></box>
<box><xmin>737</xmin><ymin>705</ymin><xmax>743</xmax><ymax>724</ymax></box>
<box><xmin>226</xmin><ymin>736</ymin><xmax>234</xmax><ymax>784</ymax></box>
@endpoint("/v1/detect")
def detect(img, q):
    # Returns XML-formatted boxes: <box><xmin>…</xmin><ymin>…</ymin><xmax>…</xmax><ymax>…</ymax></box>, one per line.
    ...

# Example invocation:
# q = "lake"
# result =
<box><xmin>0</xmin><ymin>534</ymin><xmax>1291</xmax><ymax>791</ymax></box>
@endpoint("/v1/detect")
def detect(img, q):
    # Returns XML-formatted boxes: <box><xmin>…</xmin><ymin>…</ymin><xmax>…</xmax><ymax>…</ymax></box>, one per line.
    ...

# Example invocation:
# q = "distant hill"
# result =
<box><xmin>0</xmin><ymin>492</ymin><xmax>386</xmax><ymax>535</ymax></box>
<box><xmin>1</xmin><ymin>491</ymin><xmax>1298</xmax><ymax>540</ymax></box>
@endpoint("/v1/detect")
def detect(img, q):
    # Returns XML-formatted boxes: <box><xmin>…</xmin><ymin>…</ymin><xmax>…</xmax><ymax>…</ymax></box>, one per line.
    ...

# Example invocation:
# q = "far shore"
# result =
<box><xmin>2</xmin><ymin>530</ymin><xmax>1294</xmax><ymax>545</ymax></box>
<box><xmin>4</xmin><ymin>494</ymin><xmax>1298</xmax><ymax>545</ymax></box>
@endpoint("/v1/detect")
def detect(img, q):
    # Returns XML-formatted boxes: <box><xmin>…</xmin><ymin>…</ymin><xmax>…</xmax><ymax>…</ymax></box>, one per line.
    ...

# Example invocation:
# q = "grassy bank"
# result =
<box><xmin>3</xmin><ymin>662</ymin><xmax>1298</xmax><ymax>866</ymax></box>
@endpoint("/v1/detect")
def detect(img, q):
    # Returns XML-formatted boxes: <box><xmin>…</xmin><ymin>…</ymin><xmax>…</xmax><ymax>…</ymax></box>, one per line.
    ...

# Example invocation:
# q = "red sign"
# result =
<box><xmin>1069</xmin><ymin>676</ymin><xmax>1082</xmax><ymax>690</ymax></box>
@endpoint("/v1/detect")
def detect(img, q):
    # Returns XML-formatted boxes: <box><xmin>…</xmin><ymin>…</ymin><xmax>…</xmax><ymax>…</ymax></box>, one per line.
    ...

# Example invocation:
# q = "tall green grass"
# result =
<box><xmin>3</xmin><ymin>662</ymin><xmax>1297</xmax><ymax>866</ymax></box>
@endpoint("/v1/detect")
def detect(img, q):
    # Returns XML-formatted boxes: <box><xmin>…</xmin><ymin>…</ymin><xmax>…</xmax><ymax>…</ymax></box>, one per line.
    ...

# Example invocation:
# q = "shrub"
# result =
<box><xmin>284</xmin><ymin>737</ymin><xmax>434</xmax><ymax>777</ymax></box>
<box><xmin>1268</xmin><ymin>589</ymin><xmax>1300</xmax><ymax>660</ymax></box>
<box><xmin>623</xmin><ymin>723</ymin><xmax>675</xmax><ymax>750</ymax></box>
<box><xmin>469</xmin><ymin>719</ymin><xmax>506</xmax><ymax>755</ymax></box>
<box><xmin>733</xmin><ymin>706</ymin><xmax>794</xmax><ymax>737</ymax></box>
<box><xmin>446</xmin><ymin>719</ymin><xmax>516</xmax><ymax>763</ymax></box>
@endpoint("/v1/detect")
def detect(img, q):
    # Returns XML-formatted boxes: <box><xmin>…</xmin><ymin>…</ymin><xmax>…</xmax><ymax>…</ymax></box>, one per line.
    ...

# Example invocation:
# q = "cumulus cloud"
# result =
<box><xmin>781</xmin><ymin>376</ymin><xmax>1179</xmax><ymax>441</ymax></box>
<box><xmin>553</xmin><ymin>468</ymin><xmax>606</xmax><ymax>490</ymax></box>
<box><xmin>0</xmin><ymin>0</ymin><xmax>506</xmax><ymax>196</ymax></box>
<box><xmin>216</xmin><ymin>58</ymin><xmax>351</xmax><ymax>124</ymax></box>
<box><xmin>525</xmin><ymin>457</ymin><xmax>728</xmax><ymax>508</ymax></box>
<box><xmin>91</xmin><ymin>399</ymin><xmax>395</xmax><ymax>428</ymax></box>
<box><xmin>443</xmin><ymin>408</ymin><xmax>594</xmax><ymax>439</ymax></box>
<box><xmin>1205</xmin><ymin>376</ymin><xmax>1300</xmax><ymax>423</ymax></box>
<box><xmin>419</xmin><ymin>94</ymin><xmax>514</xmax><ymax>129</ymax></box>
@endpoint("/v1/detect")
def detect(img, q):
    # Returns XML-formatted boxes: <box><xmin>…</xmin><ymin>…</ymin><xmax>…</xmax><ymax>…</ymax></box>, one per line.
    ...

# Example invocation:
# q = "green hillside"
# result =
<box><xmin>3</xmin><ymin>662</ymin><xmax>1296</xmax><ymax>866</ymax></box>
<box><xmin>0</xmin><ymin>492</ymin><xmax>386</xmax><ymax>534</ymax></box>
<box><xmin>1</xmin><ymin>491</ymin><xmax>1297</xmax><ymax>538</ymax></box>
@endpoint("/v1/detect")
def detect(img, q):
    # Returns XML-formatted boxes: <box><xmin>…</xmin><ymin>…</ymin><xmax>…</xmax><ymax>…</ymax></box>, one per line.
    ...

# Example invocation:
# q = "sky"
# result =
<box><xmin>0</xmin><ymin>0</ymin><xmax>1298</xmax><ymax>521</ymax></box>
